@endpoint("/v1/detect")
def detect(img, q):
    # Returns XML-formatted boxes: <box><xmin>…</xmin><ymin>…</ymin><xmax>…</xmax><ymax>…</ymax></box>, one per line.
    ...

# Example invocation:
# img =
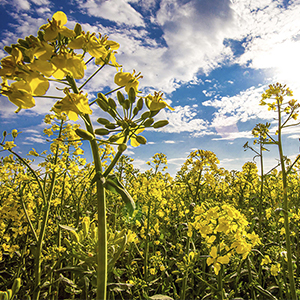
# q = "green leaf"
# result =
<box><xmin>59</xmin><ymin>224</ymin><xmax>76</xmax><ymax>232</ymax></box>
<box><xmin>105</xmin><ymin>174</ymin><xmax>135</xmax><ymax>214</ymax></box>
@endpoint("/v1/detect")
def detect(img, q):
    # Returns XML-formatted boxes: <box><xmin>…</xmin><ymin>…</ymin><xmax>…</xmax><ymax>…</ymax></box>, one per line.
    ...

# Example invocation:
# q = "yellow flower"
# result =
<box><xmin>261</xmin><ymin>255</ymin><xmax>272</xmax><ymax>266</ymax></box>
<box><xmin>114</xmin><ymin>69</ymin><xmax>142</xmax><ymax>93</ymax></box>
<box><xmin>145</xmin><ymin>91</ymin><xmax>174</xmax><ymax>111</ymax></box>
<box><xmin>0</xmin><ymin>48</ymin><xmax>24</xmax><ymax>78</ymax></box>
<box><xmin>2</xmin><ymin>141</ymin><xmax>16</xmax><ymax>150</ymax></box>
<box><xmin>207</xmin><ymin>246</ymin><xmax>230</xmax><ymax>275</ymax></box>
<box><xmin>1</xmin><ymin>80</ymin><xmax>35</xmax><ymax>111</ymax></box>
<box><xmin>40</xmin><ymin>11</ymin><xmax>75</xmax><ymax>41</ymax></box>
<box><xmin>52</xmin><ymin>91</ymin><xmax>92</xmax><ymax>121</ymax></box>
<box><xmin>51</xmin><ymin>53</ymin><xmax>86</xmax><ymax>79</ymax></box>
<box><xmin>270</xmin><ymin>263</ymin><xmax>281</xmax><ymax>276</ymax></box>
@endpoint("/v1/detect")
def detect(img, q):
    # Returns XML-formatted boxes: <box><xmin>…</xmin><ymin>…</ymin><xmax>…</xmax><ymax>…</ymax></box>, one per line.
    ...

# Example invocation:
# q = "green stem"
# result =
<box><xmin>33</xmin><ymin>119</ymin><xmax>64</xmax><ymax>300</ymax></box>
<box><xmin>67</xmin><ymin>75</ymin><xmax>107</xmax><ymax>299</ymax></box>
<box><xmin>277</xmin><ymin>98</ymin><xmax>297</xmax><ymax>300</ymax></box>
<box><xmin>79</xmin><ymin>64</ymin><xmax>106</xmax><ymax>90</ymax></box>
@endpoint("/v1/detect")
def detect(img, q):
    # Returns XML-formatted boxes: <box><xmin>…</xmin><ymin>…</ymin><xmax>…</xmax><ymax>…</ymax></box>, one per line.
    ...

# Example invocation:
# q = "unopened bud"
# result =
<box><xmin>136</xmin><ymin>135</ymin><xmax>147</xmax><ymax>145</ymax></box>
<box><xmin>117</xmin><ymin>91</ymin><xmax>125</xmax><ymax>105</ymax></box>
<box><xmin>97</xmin><ymin>118</ymin><xmax>110</xmax><ymax>125</ymax></box>
<box><xmin>128</xmin><ymin>87</ymin><xmax>136</xmax><ymax>103</ymax></box>
<box><xmin>75</xmin><ymin>129</ymin><xmax>94</xmax><ymax>140</ymax></box>
<box><xmin>152</xmin><ymin>120</ymin><xmax>169</xmax><ymax>128</ymax></box>
<box><xmin>143</xmin><ymin>118</ymin><xmax>154</xmax><ymax>127</ymax></box>
<box><xmin>95</xmin><ymin>128</ymin><xmax>110</xmax><ymax>136</ymax></box>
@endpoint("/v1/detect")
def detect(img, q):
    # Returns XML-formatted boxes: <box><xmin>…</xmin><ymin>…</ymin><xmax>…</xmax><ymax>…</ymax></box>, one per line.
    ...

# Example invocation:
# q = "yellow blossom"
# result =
<box><xmin>145</xmin><ymin>91</ymin><xmax>174</xmax><ymax>111</ymax></box>
<box><xmin>52</xmin><ymin>91</ymin><xmax>92</xmax><ymax>121</ymax></box>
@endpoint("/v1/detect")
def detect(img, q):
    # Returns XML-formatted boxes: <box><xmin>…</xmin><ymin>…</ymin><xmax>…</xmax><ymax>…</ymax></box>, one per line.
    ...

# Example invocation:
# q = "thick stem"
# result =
<box><xmin>277</xmin><ymin>99</ymin><xmax>297</xmax><ymax>300</ymax></box>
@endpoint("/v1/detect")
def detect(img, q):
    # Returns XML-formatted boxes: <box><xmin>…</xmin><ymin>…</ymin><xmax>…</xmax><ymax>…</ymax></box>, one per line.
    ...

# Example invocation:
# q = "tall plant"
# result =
<box><xmin>0</xmin><ymin>11</ymin><xmax>172</xmax><ymax>300</ymax></box>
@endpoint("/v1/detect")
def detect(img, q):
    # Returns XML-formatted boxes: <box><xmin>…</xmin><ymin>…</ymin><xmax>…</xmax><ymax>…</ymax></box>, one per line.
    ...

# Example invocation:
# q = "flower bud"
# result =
<box><xmin>82</xmin><ymin>217</ymin><xmax>90</xmax><ymax>237</ymax></box>
<box><xmin>132</xmin><ymin>107</ymin><xmax>139</xmax><ymax>117</ymax></box>
<box><xmin>118</xmin><ymin>143</ymin><xmax>127</xmax><ymax>153</ymax></box>
<box><xmin>117</xmin><ymin>91</ymin><xmax>125</xmax><ymax>105</ymax></box>
<box><xmin>75</xmin><ymin>128</ymin><xmax>94</xmax><ymax>140</ymax></box>
<box><xmin>108</xmin><ymin>97</ymin><xmax>117</xmax><ymax>109</ymax></box>
<box><xmin>137</xmin><ymin>97</ymin><xmax>143</xmax><ymax>110</ymax></box>
<box><xmin>105</xmin><ymin>123</ymin><xmax>118</xmax><ymax>129</ymax></box>
<box><xmin>152</xmin><ymin>120</ymin><xmax>169</xmax><ymax>128</ymax></box>
<box><xmin>74</xmin><ymin>23</ymin><xmax>82</xmax><ymax>36</ymax></box>
<box><xmin>109</xmin><ymin>135</ymin><xmax>120</xmax><ymax>142</ymax></box>
<box><xmin>96</xmin><ymin>98</ymin><xmax>109</xmax><ymax>112</ymax></box>
<box><xmin>123</xmin><ymin>99</ymin><xmax>130</xmax><ymax>110</ymax></box>
<box><xmin>95</xmin><ymin>128</ymin><xmax>110</xmax><ymax>136</ymax></box>
<box><xmin>136</xmin><ymin>135</ymin><xmax>147</xmax><ymax>145</ymax></box>
<box><xmin>2</xmin><ymin>131</ymin><xmax>7</xmax><ymax>137</ymax></box>
<box><xmin>11</xmin><ymin>129</ymin><xmax>19</xmax><ymax>138</ymax></box>
<box><xmin>128</xmin><ymin>87</ymin><xmax>136</xmax><ymax>103</ymax></box>
<box><xmin>141</xmin><ymin>111</ymin><xmax>150</xmax><ymax>120</ymax></box>
<box><xmin>97</xmin><ymin>118</ymin><xmax>110</xmax><ymax>125</ymax></box>
<box><xmin>108</xmin><ymin>108</ymin><xmax>116</xmax><ymax>118</ymax></box>
<box><xmin>143</xmin><ymin>118</ymin><xmax>154</xmax><ymax>127</ymax></box>
<box><xmin>150</xmin><ymin>110</ymin><xmax>160</xmax><ymax>117</ymax></box>
<box><xmin>97</xmin><ymin>93</ymin><xmax>108</xmax><ymax>102</ymax></box>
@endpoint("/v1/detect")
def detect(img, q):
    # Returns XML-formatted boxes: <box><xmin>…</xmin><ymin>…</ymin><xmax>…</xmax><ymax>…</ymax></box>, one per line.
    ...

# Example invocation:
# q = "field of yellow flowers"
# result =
<box><xmin>0</xmin><ymin>10</ymin><xmax>300</xmax><ymax>300</ymax></box>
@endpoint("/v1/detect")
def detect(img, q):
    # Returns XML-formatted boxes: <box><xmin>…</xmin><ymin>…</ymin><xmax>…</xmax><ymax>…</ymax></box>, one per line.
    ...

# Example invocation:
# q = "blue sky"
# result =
<box><xmin>1</xmin><ymin>0</ymin><xmax>300</xmax><ymax>177</ymax></box>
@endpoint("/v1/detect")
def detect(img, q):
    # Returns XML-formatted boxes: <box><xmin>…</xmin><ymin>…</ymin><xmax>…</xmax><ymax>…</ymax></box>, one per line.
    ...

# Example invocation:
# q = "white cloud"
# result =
<box><xmin>77</xmin><ymin>0</ymin><xmax>145</xmax><ymax>26</ymax></box>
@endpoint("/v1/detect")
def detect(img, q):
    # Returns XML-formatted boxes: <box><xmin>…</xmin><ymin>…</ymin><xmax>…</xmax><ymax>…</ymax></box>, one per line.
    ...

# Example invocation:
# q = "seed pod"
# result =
<box><xmin>117</xmin><ymin>91</ymin><xmax>125</xmax><ymax>105</ymax></box>
<box><xmin>108</xmin><ymin>97</ymin><xmax>117</xmax><ymax>109</ymax></box>
<box><xmin>128</xmin><ymin>87</ymin><xmax>136</xmax><ymax>103</ymax></box>
<box><xmin>95</xmin><ymin>128</ymin><xmax>110</xmax><ymax>136</ymax></box>
<box><xmin>105</xmin><ymin>123</ymin><xmax>118</xmax><ymax>129</ymax></box>
<box><xmin>11</xmin><ymin>278</ymin><xmax>21</xmax><ymax>295</ymax></box>
<box><xmin>143</xmin><ymin>118</ymin><xmax>154</xmax><ymax>127</ymax></box>
<box><xmin>75</xmin><ymin>128</ymin><xmax>94</xmax><ymax>140</ymax></box>
<box><xmin>118</xmin><ymin>143</ymin><xmax>127</xmax><ymax>153</ymax></box>
<box><xmin>96</xmin><ymin>98</ymin><xmax>109</xmax><ymax>112</ymax></box>
<box><xmin>97</xmin><ymin>93</ymin><xmax>108</xmax><ymax>103</ymax></box>
<box><xmin>152</xmin><ymin>120</ymin><xmax>169</xmax><ymax>128</ymax></box>
<box><xmin>137</xmin><ymin>97</ymin><xmax>143</xmax><ymax>110</ymax></box>
<box><xmin>97</xmin><ymin>118</ymin><xmax>110</xmax><ymax>125</ymax></box>
<box><xmin>136</xmin><ymin>135</ymin><xmax>147</xmax><ymax>145</ymax></box>
<box><xmin>141</xmin><ymin>111</ymin><xmax>151</xmax><ymax>120</ymax></box>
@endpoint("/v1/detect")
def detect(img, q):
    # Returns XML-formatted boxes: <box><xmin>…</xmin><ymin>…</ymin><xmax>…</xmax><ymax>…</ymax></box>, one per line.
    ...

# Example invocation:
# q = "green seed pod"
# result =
<box><xmin>97</xmin><ymin>118</ymin><xmax>110</xmax><ymax>125</ymax></box>
<box><xmin>75</xmin><ymin>128</ymin><xmax>94</xmax><ymax>140</ymax></box>
<box><xmin>136</xmin><ymin>135</ymin><xmax>147</xmax><ymax>145</ymax></box>
<box><xmin>105</xmin><ymin>123</ymin><xmax>118</xmax><ymax>129</ymax></box>
<box><xmin>122</xmin><ymin>99</ymin><xmax>130</xmax><ymax>110</ymax></box>
<box><xmin>96</xmin><ymin>98</ymin><xmax>109</xmax><ymax>112</ymax></box>
<box><xmin>150</xmin><ymin>110</ymin><xmax>160</xmax><ymax>117</ymax></box>
<box><xmin>95</xmin><ymin>128</ymin><xmax>110</xmax><ymax>136</ymax></box>
<box><xmin>108</xmin><ymin>98</ymin><xmax>117</xmax><ymax>109</ymax></box>
<box><xmin>141</xmin><ymin>111</ymin><xmax>151</xmax><ymax>120</ymax></box>
<box><xmin>137</xmin><ymin>97</ymin><xmax>143</xmax><ymax>110</ymax></box>
<box><xmin>143</xmin><ymin>118</ymin><xmax>154</xmax><ymax>127</ymax></box>
<box><xmin>11</xmin><ymin>278</ymin><xmax>21</xmax><ymax>295</ymax></box>
<box><xmin>128</xmin><ymin>87</ymin><xmax>136</xmax><ymax>103</ymax></box>
<box><xmin>74</xmin><ymin>23</ymin><xmax>82</xmax><ymax>36</ymax></box>
<box><xmin>97</xmin><ymin>93</ymin><xmax>108</xmax><ymax>103</ymax></box>
<box><xmin>117</xmin><ymin>91</ymin><xmax>125</xmax><ymax>105</ymax></box>
<box><xmin>118</xmin><ymin>143</ymin><xmax>127</xmax><ymax>153</ymax></box>
<box><xmin>152</xmin><ymin>120</ymin><xmax>169</xmax><ymax>128</ymax></box>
